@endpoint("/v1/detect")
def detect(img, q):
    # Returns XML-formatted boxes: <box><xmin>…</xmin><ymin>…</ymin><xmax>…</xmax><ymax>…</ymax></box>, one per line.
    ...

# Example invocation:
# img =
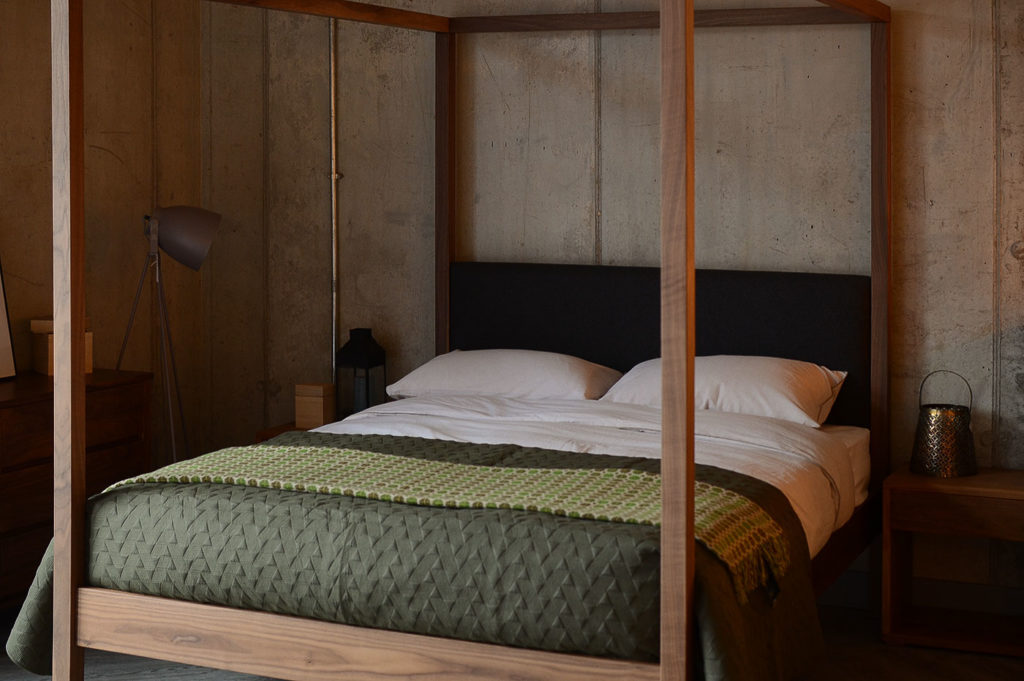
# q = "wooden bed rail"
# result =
<box><xmin>77</xmin><ymin>588</ymin><xmax>660</xmax><ymax>681</ymax></box>
<box><xmin>208</xmin><ymin>0</ymin><xmax>891</xmax><ymax>33</ymax></box>
<box><xmin>215</xmin><ymin>0</ymin><xmax>450</xmax><ymax>32</ymax></box>
<box><xmin>820</xmin><ymin>0</ymin><xmax>891</xmax><ymax>23</ymax></box>
<box><xmin>451</xmin><ymin>8</ymin><xmax>880</xmax><ymax>34</ymax></box>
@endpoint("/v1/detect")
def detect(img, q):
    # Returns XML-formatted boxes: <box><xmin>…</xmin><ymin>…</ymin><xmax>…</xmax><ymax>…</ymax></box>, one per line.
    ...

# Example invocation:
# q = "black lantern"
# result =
<box><xmin>335</xmin><ymin>328</ymin><xmax>386</xmax><ymax>415</ymax></box>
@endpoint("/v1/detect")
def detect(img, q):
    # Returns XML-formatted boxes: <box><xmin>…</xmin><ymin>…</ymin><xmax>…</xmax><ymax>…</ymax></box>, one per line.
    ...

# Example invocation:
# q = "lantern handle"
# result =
<box><xmin>919</xmin><ymin>370</ymin><xmax>972</xmax><ymax>411</ymax></box>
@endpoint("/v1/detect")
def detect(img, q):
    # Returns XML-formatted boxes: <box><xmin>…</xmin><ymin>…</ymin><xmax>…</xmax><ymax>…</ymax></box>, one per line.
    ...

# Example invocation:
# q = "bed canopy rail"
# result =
<box><xmin>49</xmin><ymin>1</ymin><xmax>891</xmax><ymax>680</ymax></box>
<box><xmin>217</xmin><ymin>0</ymin><xmax>890</xmax><ymax>31</ymax></box>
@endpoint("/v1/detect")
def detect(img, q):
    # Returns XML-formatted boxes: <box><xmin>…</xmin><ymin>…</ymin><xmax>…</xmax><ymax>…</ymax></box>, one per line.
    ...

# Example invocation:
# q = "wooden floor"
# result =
<box><xmin>1</xmin><ymin>606</ymin><xmax>1023</xmax><ymax>679</ymax></box>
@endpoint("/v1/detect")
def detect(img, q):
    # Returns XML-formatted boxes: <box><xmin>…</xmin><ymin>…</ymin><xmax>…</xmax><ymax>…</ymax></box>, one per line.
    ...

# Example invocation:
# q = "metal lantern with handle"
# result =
<box><xmin>335</xmin><ymin>328</ymin><xmax>386</xmax><ymax>415</ymax></box>
<box><xmin>910</xmin><ymin>370</ymin><xmax>977</xmax><ymax>477</ymax></box>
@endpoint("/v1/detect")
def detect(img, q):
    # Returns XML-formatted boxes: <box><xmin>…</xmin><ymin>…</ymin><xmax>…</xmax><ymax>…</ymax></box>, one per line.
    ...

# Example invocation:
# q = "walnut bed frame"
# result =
<box><xmin>49</xmin><ymin>1</ymin><xmax>892</xmax><ymax>680</ymax></box>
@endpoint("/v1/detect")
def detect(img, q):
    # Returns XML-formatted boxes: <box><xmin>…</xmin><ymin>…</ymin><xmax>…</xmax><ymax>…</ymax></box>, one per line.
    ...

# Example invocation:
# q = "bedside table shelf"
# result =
<box><xmin>887</xmin><ymin>605</ymin><xmax>1024</xmax><ymax>658</ymax></box>
<box><xmin>882</xmin><ymin>468</ymin><xmax>1024</xmax><ymax>657</ymax></box>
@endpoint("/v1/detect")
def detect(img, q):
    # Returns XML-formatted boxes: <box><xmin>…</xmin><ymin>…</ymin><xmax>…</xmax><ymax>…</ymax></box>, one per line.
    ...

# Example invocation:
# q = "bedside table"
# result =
<box><xmin>882</xmin><ymin>467</ymin><xmax>1024</xmax><ymax>656</ymax></box>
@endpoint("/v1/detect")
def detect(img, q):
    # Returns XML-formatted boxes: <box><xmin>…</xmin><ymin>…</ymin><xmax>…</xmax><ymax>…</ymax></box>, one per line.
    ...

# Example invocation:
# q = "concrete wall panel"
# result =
<box><xmin>889</xmin><ymin>0</ymin><xmax>995</xmax><ymax>465</ymax></box>
<box><xmin>154</xmin><ymin>0</ymin><xmax>203</xmax><ymax>465</ymax></box>
<box><xmin>335</xmin><ymin>21</ymin><xmax>436</xmax><ymax>388</ymax></box>
<box><xmin>599</xmin><ymin>27</ymin><xmax>660</xmax><ymax>266</ymax></box>
<box><xmin>1</xmin><ymin>1</ymin><xmax>201</xmax><ymax>464</ymax></box>
<box><xmin>0</xmin><ymin>1</ymin><xmax>52</xmax><ymax>373</ymax></box>
<box><xmin>996</xmin><ymin>0</ymin><xmax>1024</xmax><ymax>470</ymax></box>
<box><xmin>202</xmin><ymin>3</ymin><xmax>268</xmax><ymax>450</ymax></box>
<box><xmin>458</xmin><ymin>28</ymin><xmax>598</xmax><ymax>264</ymax></box>
<box><xmin>694</xmin><ymin>25</ymin><xmax>871</xmax><ymax>274</ymax></box>
<box><xmin>265</xmin><ymin>12</ymin><xmax>333</xmax><ymax>427</ymax></box>
<box><xmin>83</xmin><ymin>0</ymin><xmax>155</xmax><ymax>375</ymax></box>
<box><xmin>201</xmin><ymin>5</ymin><xmax>333</xmax><ymax>446</ymax></box>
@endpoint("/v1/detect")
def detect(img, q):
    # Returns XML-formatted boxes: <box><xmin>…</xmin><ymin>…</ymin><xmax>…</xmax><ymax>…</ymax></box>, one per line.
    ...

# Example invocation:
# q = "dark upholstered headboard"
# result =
<box><xmin>448</xmin><ymin>261</ymin><xmax>871</xmax><ymax>428</ymax></box>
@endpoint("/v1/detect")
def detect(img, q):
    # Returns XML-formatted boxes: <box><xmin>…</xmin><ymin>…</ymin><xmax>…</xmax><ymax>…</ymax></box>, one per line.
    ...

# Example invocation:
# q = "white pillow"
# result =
<box><xmin>386</xmin><ymin>349</ymin><xmax>622</xmax><ymax>401</ymax></box>
<box><xmin>694</xmin><ymin>355</ymin><xmax>846</xmax><ymax>427</ymax></box>
<box><xmin>601</xmin><ymin>355</ymin><xmax>846</xmax><ymax>427</ymax></box>
<box><xmin>600</xmin><ymin>357</ymin><xmax>662</xmax><ymax>408</ymax></box>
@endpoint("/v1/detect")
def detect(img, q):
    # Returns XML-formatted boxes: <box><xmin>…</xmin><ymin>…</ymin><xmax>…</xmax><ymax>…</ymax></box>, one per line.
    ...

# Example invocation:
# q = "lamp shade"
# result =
<box><xmin>336</xmin><ymin>328</ymin><xmax>385</xmax><ymax>369</ymax></box>
<box><xmin>152</xmin><ymin>205</ymin><xmax>221</xmax><ymax>270</ymax></box>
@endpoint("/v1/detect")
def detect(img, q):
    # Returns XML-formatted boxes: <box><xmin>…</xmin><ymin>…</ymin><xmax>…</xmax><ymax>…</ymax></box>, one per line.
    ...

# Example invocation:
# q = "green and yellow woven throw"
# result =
<box><xmin>109</xmin><ymin>444</ymin><xmax>788</xmax><ymax>599</ymax></box>
<box><xmin>693</xmin><ymin>480</ymin><xmax>790</xmax><ymax>601</ymax></box>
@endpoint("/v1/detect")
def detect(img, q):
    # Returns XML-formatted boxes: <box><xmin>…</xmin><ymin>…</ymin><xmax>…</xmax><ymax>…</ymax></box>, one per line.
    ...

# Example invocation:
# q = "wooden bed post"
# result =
<box><xmin>660</xmin><ymin>0</ymin><xmax>695</xmax><ymax>679</ymax></box>
<box><xmin>51</xmin><ymin>1</ymin><xmax>87</xmax><ymax>680</ymax></box>
<box><xmin>44</xmin><ymin>4</ymin><xmax>888</xmax><ymax>681</ymax></box>
<box><xmin>435</xmin><ymin>30</ymin><xmax>457</xmax><ymax>356</ymax></box>
<box><xmin>869</xmin><ymin>19</ymin><xmax>892</xmax><ymax>497</ymax></box>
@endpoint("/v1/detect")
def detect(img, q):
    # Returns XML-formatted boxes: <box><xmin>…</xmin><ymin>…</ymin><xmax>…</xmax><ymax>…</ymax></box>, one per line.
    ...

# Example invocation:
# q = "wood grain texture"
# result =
<box><xmin>885</xmin><ymin>468</ymin><xmax>1024</xmax><ymax>500</ymax></box>
<box><xmin>212</xmin><ymin>0</ymin><xmax>448</xmax><ymax>32</ymax></box>
<box><xmin>51</xmin><ymin>0</ymin><xmax>86</xmax><ymax>679</ymax></box>
<box><xmin>435</xmin><ymin>32</ymin><xmax>456</xmax><ymax>356</ymax></box>
<box><xmin>450</xmin><ymin>12</ymin><xmax>658</xmax><ymax>33</ymax></box>
<box><xmin>869</xmin><ymin>21</ymin><xmax>891</xmax><ymax>499</ymax></box>
<box><xmin>13</xmin><ymin>606</ymin><xmax>1024</xmax><ymax>680</ymax></box>
<box><xmin>76</xmin><ymin>588</ymin><xmax>660</xmax><ymax>681</ymax></box>
<box><xmin>695</xmin><ymin>7</ymin><xmax>865</xmax><ymax>27</ymax></box>
<box><xmin>883</xmin><ymin>469</ymin><xmax>1024</xmax><ymax>656</ymax></box>
<box><xmin>816</xmin><ymin>0</ymin><xmax>890</xmax><ymax>23</ymax></box>
<box><xmin>889</xmin><ymin>492</ymin><xmax>1024</xmax><ymax>541</ymax></box>
<box><xmin>880</xmin><ymin>481</ymin><xmax>903</xmax><ymax>643</ymax></box>
<box><xmin>450</xmin><ymin>7</ymin><xmax>872</xmax><ymax>33</ymax></box>
<box><xmin>659</xmin><ymin>1</ymin><xmax>695</xmax><ymax>680</ymax></box>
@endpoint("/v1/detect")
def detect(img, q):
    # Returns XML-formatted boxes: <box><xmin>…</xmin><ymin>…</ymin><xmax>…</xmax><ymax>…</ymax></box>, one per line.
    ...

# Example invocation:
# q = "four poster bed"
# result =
<box><xmin>33</xmin><ymin>0</ymin><xmax>891</xmax><ymax>680</ymax></box>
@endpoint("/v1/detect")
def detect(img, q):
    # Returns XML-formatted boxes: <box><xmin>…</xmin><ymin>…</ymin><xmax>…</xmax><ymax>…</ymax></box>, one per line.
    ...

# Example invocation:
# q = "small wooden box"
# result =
<box><xmin>295</xmin><ymin>383</ymin><xmax>335</xmax><ymax>429</ymax></box>
<box><xmin>32</xmin><ymin>332</ymin><xmax>93</xmax><ymax>375</ymax></box>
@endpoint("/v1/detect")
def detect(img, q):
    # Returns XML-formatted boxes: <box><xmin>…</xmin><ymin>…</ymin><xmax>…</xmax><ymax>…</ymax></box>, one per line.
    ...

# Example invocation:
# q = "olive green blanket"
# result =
<box><xmin>110</xmin><ymin>443</ymin><xmax>790</xmax><ymax>601</ymax></box>
<box><xmin>6</xmin><ymin>432</ymin><xmax>822</xmax><ymax>680</ymax></box>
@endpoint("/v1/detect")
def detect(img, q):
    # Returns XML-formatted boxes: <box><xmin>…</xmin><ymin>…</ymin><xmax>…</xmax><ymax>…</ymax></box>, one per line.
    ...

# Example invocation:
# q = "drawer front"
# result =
<box><xmin>0</xmin><ymin>441</ymin><xmax>150</xmax><ymax>534</ymax></box>
<box><xmin>0</xmin><ymin>524</ymin><xmax>52</xmax><ymax>602</ymax></box>
<box><xmin>0</xmin><ymin>465</ymin><xmax>51</xmax><ymax>533</ymax></box>
<box><xmin>87</xmin><ymin>381</ymin><xmax>151</xmax><ymax>449</ymax></box>
<box><xmin>889</xmin><ymin>490</ymin><xmax>1024</xmax><ymax>541</ymax></box>
<box><xmin>0</xmin><ymin>401</ymin><xmax>54</xmax><ymax>471</ymax></box>
<box><xmin>87</xmin><ymin>440</ymin><xmax>151</xmax><ymax>494</ymax></box>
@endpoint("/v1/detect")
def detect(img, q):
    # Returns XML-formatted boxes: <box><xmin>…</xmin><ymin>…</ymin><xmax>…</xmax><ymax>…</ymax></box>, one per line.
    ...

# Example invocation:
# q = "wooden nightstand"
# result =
<box><xmin>0</xmin><ymin>369</ymin><xmax>152</xmax><ymax>607</ymax></box>
<box><xmin>882</xmin><ymin>467</ymin><xmax>1024</xmax><ymax>656</ymax></box>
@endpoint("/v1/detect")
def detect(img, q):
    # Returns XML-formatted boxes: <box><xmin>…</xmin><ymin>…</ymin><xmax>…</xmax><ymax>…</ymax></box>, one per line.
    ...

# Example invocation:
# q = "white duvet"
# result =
<box><xmin>315</xmin><ymin>395</ymin><xmax>864</xmax><ymax>557</ymax></box>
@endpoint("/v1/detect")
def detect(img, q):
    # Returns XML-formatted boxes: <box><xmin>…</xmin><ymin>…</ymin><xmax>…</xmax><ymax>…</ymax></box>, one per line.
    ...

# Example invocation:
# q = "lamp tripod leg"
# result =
<box><xmin>115</xmin><ymin>253</ymin><xmax>155</xmax><ymax>371</ymax></box>
<box><xmin>156</xmin><ymin>271</ymin><xmax>190</xmax><ymax>461</ymax></box>
<box><xmin>153</xmin><ymin>255</ymin><xmax>180</xmax><ymax>463</ymax></box>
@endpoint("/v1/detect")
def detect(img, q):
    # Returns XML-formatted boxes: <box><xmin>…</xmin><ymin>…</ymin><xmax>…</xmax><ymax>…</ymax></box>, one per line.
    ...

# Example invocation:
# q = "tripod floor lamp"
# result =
<box><xmin>116</xmin><ymin>205</ymin><xmax>220</xmax><ymax>463</ymax></box>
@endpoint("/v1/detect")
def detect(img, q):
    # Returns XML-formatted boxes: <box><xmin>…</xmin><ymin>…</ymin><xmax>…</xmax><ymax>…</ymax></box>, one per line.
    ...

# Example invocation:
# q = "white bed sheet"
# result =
<box><xmin>314</xmin><ymin>395</ymin><xmax>864</xmax><ymax>557</ymax></box>
<box><xmin>820</xmin><ymin>424</ymin><xmax>871</xmax><ymax>507</ymax></box>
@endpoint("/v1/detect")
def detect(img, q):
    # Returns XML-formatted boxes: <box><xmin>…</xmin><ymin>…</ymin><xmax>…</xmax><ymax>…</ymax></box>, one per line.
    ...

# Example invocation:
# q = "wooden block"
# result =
<box><xmin>295</xmin><ymin>383</ymin><xmax>335</xmax><ymax>429</ymax></box>
<box><xmin>32</xmin><ymin>331</ymin><xmax>92</xmax><ymax>375</ymax></box>
<box><xmin>29</xmin><ymin>316</ymin><xmax>91</xmax><ymax>334</ymax></box>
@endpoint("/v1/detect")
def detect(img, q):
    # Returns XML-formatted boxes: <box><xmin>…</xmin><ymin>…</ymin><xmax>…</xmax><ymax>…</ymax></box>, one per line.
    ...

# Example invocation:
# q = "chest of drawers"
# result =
<box><xmin>0</xmin><ymin>369</ymin><xmax>152</xmax><ymax>606</ymax></box>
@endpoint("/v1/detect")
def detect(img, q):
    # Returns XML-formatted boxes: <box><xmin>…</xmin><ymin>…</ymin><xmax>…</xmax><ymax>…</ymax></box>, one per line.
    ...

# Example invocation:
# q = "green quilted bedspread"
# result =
<box><xmin>5</xmin><ymin>432</ymin><xmax>822</xmax><ymax>680</ymax></box>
